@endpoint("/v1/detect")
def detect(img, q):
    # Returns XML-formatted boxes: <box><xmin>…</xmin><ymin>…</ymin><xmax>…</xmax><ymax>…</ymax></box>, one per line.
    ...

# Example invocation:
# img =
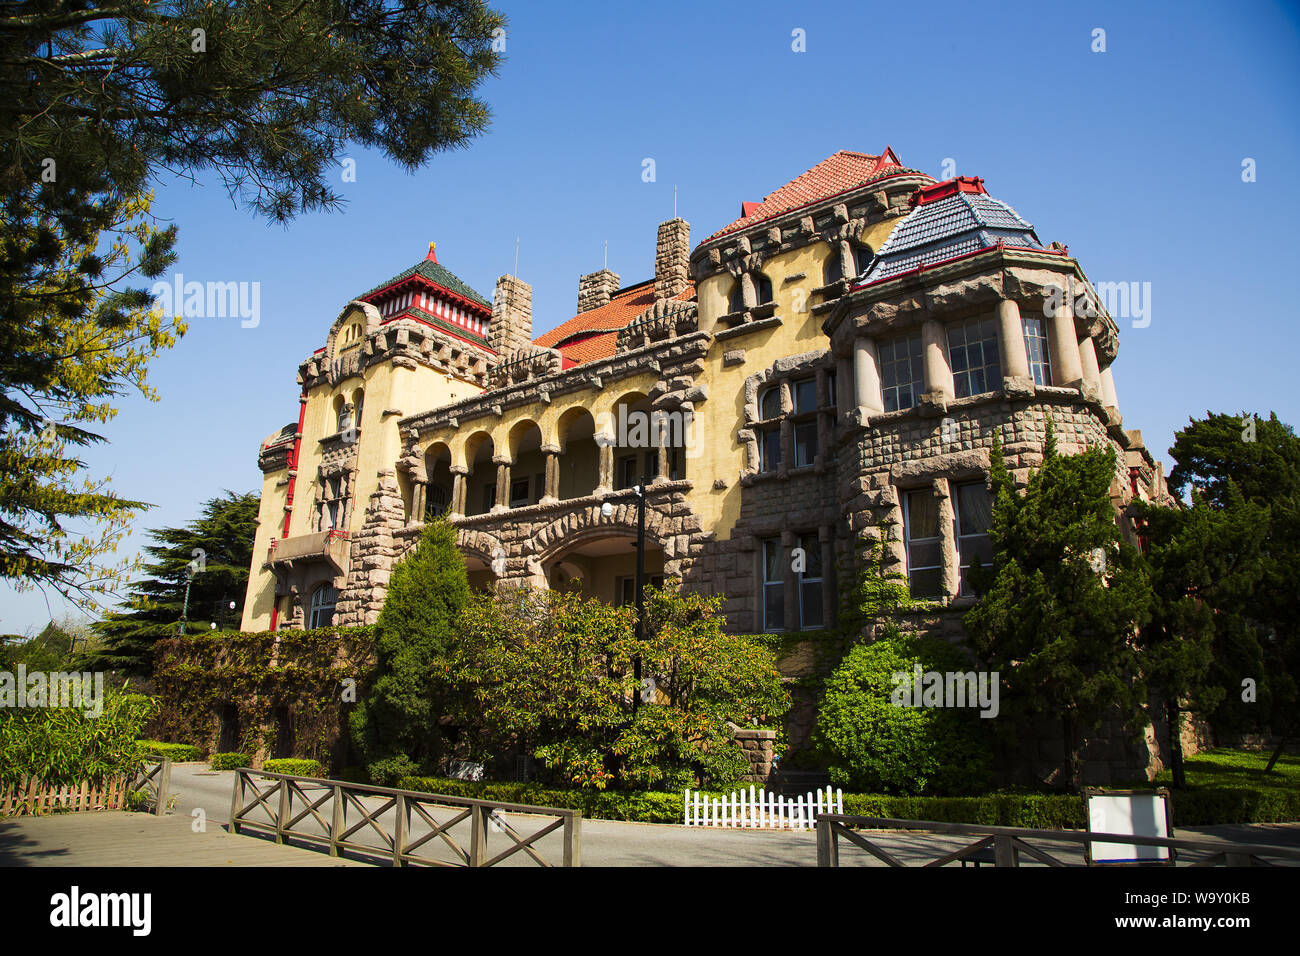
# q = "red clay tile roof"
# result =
<box><xmin>705</xmin><ymin>147</ymin><xmax>916</xmax><ymax>241</ymax></box>
<box><xmin>533</xmin><ymin>278</ymin><xmax>695</xmax><ymax>366</ymax></box>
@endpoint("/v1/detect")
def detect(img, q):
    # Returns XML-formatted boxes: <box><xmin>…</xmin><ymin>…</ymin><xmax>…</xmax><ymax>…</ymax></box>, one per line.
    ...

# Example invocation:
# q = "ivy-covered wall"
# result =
<box><xmin>151</xmin><ymin>626</ymin><xmax>376</xmax><ymax>770</ymax></box>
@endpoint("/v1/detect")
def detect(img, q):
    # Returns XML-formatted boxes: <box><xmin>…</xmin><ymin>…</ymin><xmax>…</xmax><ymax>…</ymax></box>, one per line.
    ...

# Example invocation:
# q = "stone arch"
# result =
<box><xmin>324</xmin><ymin>301</ymin><xmax>381</xmax><ymax>366</ymax></box>
<box><xmin>527</xmin><ymin>501</ymin><xmax>678</xmax><ymax>563</ymax></box>
<box><xmin>506</xmin><ymin>417</ymin><xmax>544</xmax><ymax>463</ymax></box>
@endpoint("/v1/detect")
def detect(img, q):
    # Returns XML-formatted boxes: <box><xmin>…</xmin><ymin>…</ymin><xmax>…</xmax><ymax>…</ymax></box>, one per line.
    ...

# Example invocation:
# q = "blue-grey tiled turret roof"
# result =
<box><xmin>858</xmin><ymin>183</ymin><xmax>1041</xmax><ymax>285</ymax></box>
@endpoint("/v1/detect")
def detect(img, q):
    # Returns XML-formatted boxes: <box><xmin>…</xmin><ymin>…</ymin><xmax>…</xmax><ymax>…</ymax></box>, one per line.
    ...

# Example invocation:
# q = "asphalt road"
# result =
<box><xmin>163</xmin><ymin>764</ymin><xmax>1300</xmax><ymax>868</ymax></box>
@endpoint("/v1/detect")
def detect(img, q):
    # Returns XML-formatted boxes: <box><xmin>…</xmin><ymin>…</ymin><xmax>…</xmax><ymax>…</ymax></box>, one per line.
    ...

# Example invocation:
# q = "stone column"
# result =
<box><xmin>996</xmin><ymin>298</ymin><xmax>1031</xmax><ymax>382</ymax></box>
<box><xmin>819</xmin><ymin>526</ymin><xmax>836</xmax><ymax>628</ymax></box>
<box><xmin>1049</xmin><ymin>301</ymin><xmax>1084</xmax><ymax>387</ymax></box>
<box><xmin>449</xmin><ymin>466</ymin><xmax>467</xmax><ymax>516</ymax></box>
<box><xmin>838</xmin><ymin>239</ymin><xmax>855</xmax><ymax>283</ymax></box>
<box><xmin>1100</xmin><ymin>365</ymin><xmax>1120</xmax><ymax>411</ymax></box>
<box><xmin>411</xmin><ymin>481</ymin><xmax>427</xmax><ymax>525</ymax></box>
<box><xmin>739</xmin><ymin>272</ymin><xmax>756</xmax><ymax>310</ymax></box>
<box><xmin>922</xmin><ymin>319</ymin><xmax>954</xmax><ymax>403</ymax></box>
<box><xmin>595</xmin><ymin>435</ymin><xmax>615</xmax><ymax>495</ymax></box>
<box><xmin>781</xmin><ymin>529</ymin><xmax>797</xmax><ymax>631</ymax></box>
<box><xmin>853</xmin><ymin>337</ymin><xmax>885</xmax><ymax>419</ymax></box>
<box><xmin>541</xmin><ymin>445</ymin><xmax>560</xmax><ymax>504</ymax></box>
<box><xmin>1078</xmin><ymin>336</ymin><xmax>1103</xmax><ymax>400</ymax></box>
<box><xmin>935</xmin><ymin>478</ymin><xmax>959</xmax><ymax>599</ymax></box>
<box><xmin>654</xmin><ymin>418</ymin><xmax>670</xmax><ymax>483</ymax></box>
<box><xmin>836</xmin><ymin>354</ymin><xmax>853</xmax><ymax>419</ymax></box>
<box><xmin>493</xmin><ymin>457</ymin><xmax>509</xmax><ymax>513</ymax></box>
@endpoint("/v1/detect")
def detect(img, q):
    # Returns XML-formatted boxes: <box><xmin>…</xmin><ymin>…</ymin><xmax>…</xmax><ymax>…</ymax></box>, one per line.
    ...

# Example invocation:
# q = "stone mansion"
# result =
<box><xmin>240</xmin><ymin>147</ymin><xmax>1170</xmax><ymax>642</ymax></box>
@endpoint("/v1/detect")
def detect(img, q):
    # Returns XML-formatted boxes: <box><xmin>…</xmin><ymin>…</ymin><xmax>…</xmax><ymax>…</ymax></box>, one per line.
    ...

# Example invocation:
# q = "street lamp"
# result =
<box><xmin>176</xmin><ymin>567</ymin><xmax>194</xmax><ymax>637</ymax></box>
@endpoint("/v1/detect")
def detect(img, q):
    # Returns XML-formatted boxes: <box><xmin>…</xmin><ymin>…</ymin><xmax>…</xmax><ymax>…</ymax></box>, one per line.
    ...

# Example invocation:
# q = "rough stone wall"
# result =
<box><xmin>654</xmin><ymin>218</ymin><xmax>691</xmax><ymax>301</ymax></box>
<box><xmin>576</xmin><ymin>269</ymin><xmax>620</xmax><ymax>314</ymax></box>
<box><xmin>489</xmin><ymin>275</ymin><xmax>533</xmax><ymax>358</ymax></box>
<box><xmin>334</xmin><ymin>470</ymin><xmax>407</xmax><ymax>626</ymax></box>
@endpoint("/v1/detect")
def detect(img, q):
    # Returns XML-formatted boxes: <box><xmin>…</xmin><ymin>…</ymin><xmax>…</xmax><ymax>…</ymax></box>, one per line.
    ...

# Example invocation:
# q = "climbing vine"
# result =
<box><xmin>151</xmin><ymin>626</ymin><xmax>375</xmax><ymax>767</ymax></box>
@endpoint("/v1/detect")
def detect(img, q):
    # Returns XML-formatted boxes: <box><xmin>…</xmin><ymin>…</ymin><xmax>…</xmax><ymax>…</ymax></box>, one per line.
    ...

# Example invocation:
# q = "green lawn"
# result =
<box><xmin>1151</xmin><ymin>747</ymin><xmax>1299</xmax><ymax>795</ymax></box>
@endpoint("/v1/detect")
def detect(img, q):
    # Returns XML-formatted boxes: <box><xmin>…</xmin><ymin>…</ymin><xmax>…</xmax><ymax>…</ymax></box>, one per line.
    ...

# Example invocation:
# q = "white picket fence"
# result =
<box><xmin>683</xmin><ymin>785</ymin><xmax>842</xmax><ymax>830</ymax></box>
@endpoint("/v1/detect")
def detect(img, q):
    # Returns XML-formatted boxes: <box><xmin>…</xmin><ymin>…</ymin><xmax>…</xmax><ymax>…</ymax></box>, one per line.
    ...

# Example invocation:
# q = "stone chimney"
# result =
<box><xmin>490</xmin><ymin>275</ymin><xmax>532</xmax><ymax>356</ymax></box>
<box><xmin>654</xmin><ymin>218</ymin><xmax>690</xmax><ymax>300</ymax></box>
<box><xmin>577</xmin><ymin>269</ymin><xmax>620</xmax><ymax>314</ymax></box>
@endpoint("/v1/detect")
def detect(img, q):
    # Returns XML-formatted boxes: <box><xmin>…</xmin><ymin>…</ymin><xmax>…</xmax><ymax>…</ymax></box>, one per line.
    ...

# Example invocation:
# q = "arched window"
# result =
<box><xmin>729</xmin><ymin>281</ymin><xmax>744</xmax><ymax>315</ymax></box>
<box><xmin>755</xmin><ymin>274</ymin><xmax>773</xmax><ymax>305</ymax></box>
<box><xmin>759</xmin><ymin>386</ymin><xmax>782</xmax><ymax>420</ymax></box>
<box><xmin>309</xmin><ymin>584</ymin><xmax>337</xmax><ymax>629</ymax></box>
<box><xmin>853</xmin><ymin>244</ymin><xmax>874</xmax><ymax>276</ymax></box>
<box><xmin>351</xmin><ymin>388</ymin><xmax>364</xmax><ymax>427</ymax></box>
<box><xmin>823</xmin><ymin>253</ymin><xmax>843</xmax><ymax>286</ymax></box>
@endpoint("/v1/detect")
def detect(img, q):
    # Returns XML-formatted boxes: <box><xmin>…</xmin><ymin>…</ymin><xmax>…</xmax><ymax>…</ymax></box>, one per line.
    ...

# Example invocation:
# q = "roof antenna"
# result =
<box><xmin>603</xmin><ymin>240</ymin><xmax>608</xmax><ymax>271</ymax></box>
<box><xmin>673</xmin><ymin>184</ymin><xmax>678</xmax><ymax>219</ymax></box>
<box><xmin>513</xmin><ymin>236</ymin><xmax>519</xmax><ymax>277</ymax></box>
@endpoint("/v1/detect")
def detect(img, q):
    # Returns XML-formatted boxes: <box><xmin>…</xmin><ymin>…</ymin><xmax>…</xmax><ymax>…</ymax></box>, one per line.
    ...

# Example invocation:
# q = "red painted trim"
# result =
<box><xmin>270</xmin><ymin>605</ymin><xmax>280</xmax><ymax>630</ymax></box>
<box><xmin>912</xmin><ymin>176</ymin><xmax>986</xmax><ymax>207</ymax></box>
<box><xmin>389</xmin><ymin>313</ymin><xmax>498</xmax><ymax>354</ymax></box>
<box><xmin>281</xmin><ymin>390</ymin><xmax>308</xmax><ymax>539</ymax></box>
<box><xmin>365</xmin><ymin>274</ymin><xmax>492</xmax><ymax>318</ymax></box>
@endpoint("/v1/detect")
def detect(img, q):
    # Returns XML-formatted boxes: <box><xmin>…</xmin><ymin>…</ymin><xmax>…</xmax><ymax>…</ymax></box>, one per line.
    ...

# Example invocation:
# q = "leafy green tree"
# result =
<box><xmin>2</xmin><ymin>1</ymin><xmax>503</xmax><ymax>607</ymax></box>
<box><xmin>838</xmin><ymin>519</ymin><xmax>924</xmax><ymax>642</ymax></box>
<box><xmin>1155</xmin><ymin>411</ymin><xmax>1300</xmax><ymax>772</ymax></box>
<box><xmin>813</xmin><ymin>632</ymin><xmax>993</xmax><ymax>795</ymax></box>
<box><xmin>452</xmin><ymin>583</ymin><xmax>788</xmax><ymax>791</ymax></box>
<box><xmin>351</xmin><ymin>519</ymin><xmax>470</xmax><ymax>781</ymax></box>
<box><xmin>963</xmin><ymin>425</ymin><xmax>1151</xmax><ymax>789</ymax></box>
<box><xmin>87</xmin><ymin>491</ymin><xmax>258</xmax><ymax>676</ymax></box>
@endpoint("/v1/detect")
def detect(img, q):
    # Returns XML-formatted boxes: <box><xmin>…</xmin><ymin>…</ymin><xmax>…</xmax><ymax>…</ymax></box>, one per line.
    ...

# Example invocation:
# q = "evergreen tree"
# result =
<box><xmin>87</xmin><ymin>491</ymin><xmax>258</xmax><ymax>676</ymax></box>
<box><xmin>963</xmin><ymin>424</ymin><xmax>1151</xmax><ymax>789</ymax></box>
<box><xmin>352</xmin><ymin>518</ymin><xmax>469</xmax><ymax>782</ymax></box>
<box><xmin>1150</xmin><ymin>411</ymin><xmax>1300</xmax><ymax>772</ymax></box>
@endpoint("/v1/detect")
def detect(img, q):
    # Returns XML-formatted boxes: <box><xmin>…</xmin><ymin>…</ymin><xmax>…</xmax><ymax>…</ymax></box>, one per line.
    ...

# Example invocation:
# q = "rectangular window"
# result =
<box><xmin>947</xmin><ymin>317</ymin><xmax>1003</xmax><ymax>398</ymax></box>
<box><xmin>827</xmin><ymin>371</ymin><xmax>837</xmax><ymax>411</ymax></box>
<box><xmin>794</xmin><ymin>420</ymin><xmax>818</xmax><ymax>467</ymax></box>
<box><xmin>760</xmin><ymin>427</ymin><xmax>781</xmax><ymax>473</ymax></box>
<box><xmin>616</xmin><ymin>574</ymin><xmax>665</xmax><ymax>607</ymax></box>
<box><xmin>762</xmin><ymin>538</ymin><xmax>784</xmax><ymax>631</ymax></box>
<box><xmin>1022</xmin><ymin>317</ymin><xmax>1052</xmax><ymax>386</ymax></box>
<box><xmin>879</xmin><ymin>332</ymin><xmax>925</xmax><ymax>412</ymax></box>
<box><xmin>954</xmin><ymin>482</ymin><xmax>994</xmax><ymax>596</ymax></box>
<box><xmin>903</xmin><ymin>489</ymin><xmax>944</xmax><ymax>599</ymax></box>
<box><xmin>509</xmin><ymin>477</ymin><xmax>531</xmax><ymax>508</ymax></box>
<box><xmin>793</xmin><ymin>378</ymin><xmax>818</xmax><ymax>414</ymax></box>
<box><xmin>668</xmin><ymin>446</ymin><xmax>685</xmax><ymax>481</ymax></box>
<box><xmin>798</xmin><ymin>532</ymin><xmax>824</xmax><ymax>630</ymax></box>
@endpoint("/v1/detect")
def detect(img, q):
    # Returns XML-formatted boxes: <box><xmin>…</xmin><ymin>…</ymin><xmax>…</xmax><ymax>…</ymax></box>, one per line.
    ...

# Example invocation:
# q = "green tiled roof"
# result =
<box><xmin>361</xmin><ymin>259</ymin><xmax>491</xmax><ymax>308</ymax></box>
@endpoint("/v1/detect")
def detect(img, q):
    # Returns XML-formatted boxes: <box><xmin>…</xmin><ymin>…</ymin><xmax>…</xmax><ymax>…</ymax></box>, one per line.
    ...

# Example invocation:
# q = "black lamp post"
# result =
<box><xmin>176</xmin><ymin>567</ymin><xmax>194</xmax><ymax>638</ymax></box>
<box><xmin>602</xmin><ymin>476</ymin><xmax>648</xmax><ymax>718</ymax></box>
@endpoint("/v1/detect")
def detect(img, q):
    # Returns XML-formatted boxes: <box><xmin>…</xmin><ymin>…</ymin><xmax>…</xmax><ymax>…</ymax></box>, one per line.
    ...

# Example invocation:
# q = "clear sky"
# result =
<box><xmin>4</xmin><ymin>0</ymin><xmax>1298</xmax><ymax>634</ymax></box>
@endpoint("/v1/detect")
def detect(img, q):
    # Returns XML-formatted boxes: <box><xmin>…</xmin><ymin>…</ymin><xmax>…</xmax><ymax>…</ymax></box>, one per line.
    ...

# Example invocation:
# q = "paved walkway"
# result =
<box><xmin>3</xmin><ymin>763</ymin><xmax>1297</xmax><ymax>867</ymax></box>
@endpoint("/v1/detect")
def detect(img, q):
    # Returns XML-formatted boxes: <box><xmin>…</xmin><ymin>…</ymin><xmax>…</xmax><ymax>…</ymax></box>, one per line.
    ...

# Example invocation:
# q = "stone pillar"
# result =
<box><xmin>1100</xmin><ymin>365</ymin><xmax>1120</xmax><ymax>411</ymax></box>
<box><xmin>996</xmin><ymin>298</ymin><xmax>1031</xmax><ymax>382</ymax></box>
<box><xmin>838</xmin><ymin>239</ymin><xmax>855</xmax><ymax>283</ymax></box>
<box><xmin>781</xmin><ymin>529</ymin><xmax>797</xmax><ymax>631</ymax></box>
<box><xmin>819</xmin><ymin>526</ymin><xmax>836</xmax><ymax>628</ymax></box>
<box><xmin>922</xmin><ymin>318</ymin><xmax>954</xmax><ymax>403</ymax></box>
<box><xmin>595</xmin><ymin>436</ymin><xmax>615</xmax><ymax>495</ymax></box>
<box><xmin>654</xmin><ymin>417</ymin><xmax>670</xmax><ymax>483</ymax></box>
<box><xmin>541</xmin><ymin>445</ymin><xmax>560</xmax><ymax>504</ymax></box>
<box><xmin>836</xmin><ymin>354</ymin><xmax>853</xmax><ymax>419</ymax></box>
<box><xmin>411</xmin><ymin>482</ymin><xmax>427</xmax><ymax>525</ymax></box>
<box><xmin>490</xmin><ymin>275</ymin><xmax>533</xmax><ymax>357</ymax></box>
<box><xmin>935</xmin><ymin>478</ymin><xmax>959</xmax><ymax>598</ymax></box>
<box><xmin>449</xmin><ymin>466</ymin><xmax>467</xmax><ymax>516</ymax></box>
<box><xmin>1078</xmin><ymin>336</ymin><xmax>1103</xmax><ymax>400</ymax></box>
<box><xmin>493</xmin><ymin>457</ymin><xmax>509</xmax><ymax>513</ymax></box>
<box><xmin>1049</xmin><ymin>301</ymin><xmax>1084</xmax><ymax>387</ymax></box>
<box><xmin>853</xmin><ymin>337</ymin><xmax>884</xmax><ymax>419</ymax></box>
<box><xmin>654</xmin><ymin>218</ymin><xmax>691</xmax><ymax>300</ymax></box>
<box><xmin>577</xmin><ymin>270</ymin><xmax>620</xmax><ymax>314</ymax></box>
<box><xmin>739</xmin><ymin>272</ymin><xmax>757</xmax><ymax>310</ymax></box>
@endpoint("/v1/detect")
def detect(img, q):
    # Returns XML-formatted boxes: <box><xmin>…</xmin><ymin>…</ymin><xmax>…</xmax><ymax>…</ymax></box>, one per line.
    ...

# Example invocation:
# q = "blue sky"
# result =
<box><xmin>4</xmin><ymin>0</ymin><xmax>1298</xmax><ymax>633</ymax></box>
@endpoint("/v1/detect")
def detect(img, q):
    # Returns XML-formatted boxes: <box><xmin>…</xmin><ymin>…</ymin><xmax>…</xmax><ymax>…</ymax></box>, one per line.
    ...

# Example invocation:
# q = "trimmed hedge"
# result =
<box><xmin>263</xmin><ymin>758</ymin><xmax>323</xmax><ymax>777</ymax></box>
<box><xmin>210</xmin><ymin>753</ymin><xmax>250</xmax><ymax>771</ymax></box>
<box><xmin>396</xmin><ymin>776</ymin><xmax>1299</xmax><ymax>828</ymax></box>
<box><xmin>137</xmin><ymin>740</ymin><xmax>206</xmax><ymax>762</ymax></box>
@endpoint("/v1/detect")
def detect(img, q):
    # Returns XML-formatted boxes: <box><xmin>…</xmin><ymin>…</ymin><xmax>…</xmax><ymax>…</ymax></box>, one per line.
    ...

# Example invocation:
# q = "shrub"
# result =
<box><xmin>1</xmin><ymin>691</ymin><xmax>157</xmax><ymax>787</ymax></box>
<box><xmin>367</xmin><ymin>753</ymin><xmax>419</xmax><ymax>787</ymax></box>
<box><xmin>210</xmin><ymin>753</ymin><xmax>250</xmax><ymax>770</ymax></box>
<box><xmin>263</xmin><ymin>758</ymin><xmax>323</xmax><ymax>777</ymax></box>
<box><xmin>136</xmin><ymin>740</ymin><xmax>205</xmax><ymax>761</ymax></box>
<box><xmin>813</xmin><ymin>632</ymin><xmax>992</xmax><ymax>795</ymax></box>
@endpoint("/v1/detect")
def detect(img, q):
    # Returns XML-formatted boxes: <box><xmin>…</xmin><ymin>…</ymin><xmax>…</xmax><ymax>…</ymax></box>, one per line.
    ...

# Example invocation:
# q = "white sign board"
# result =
<box><xmin>1086</xmin><ymin>792</ymin><xmax>1171</xmax><ymax>864</ymax></box>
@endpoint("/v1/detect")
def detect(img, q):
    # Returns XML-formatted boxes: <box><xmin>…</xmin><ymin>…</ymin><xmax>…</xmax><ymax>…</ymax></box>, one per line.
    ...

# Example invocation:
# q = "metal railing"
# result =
<box><xmin>229</xmin><ymin>768</ymin><xmax>581</xmax><ymax>867</ymax></box>
<box><xmin>815</xmin><ymin>815</ymin><xmax>1300</xmax><ymax>867</ymax></box>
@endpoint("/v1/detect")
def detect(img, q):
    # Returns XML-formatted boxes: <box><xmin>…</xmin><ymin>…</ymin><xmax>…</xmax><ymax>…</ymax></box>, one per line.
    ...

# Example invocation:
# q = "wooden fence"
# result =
<box><xmin>815</xmin><ymin>815</ymin><xmax>1300</xmax><ymax>867</ymax></box>
<box><xmin>229</xmin><ymin>767</ymin><xmax>581</xmax><ymax>867</ymax></box>
<box><xmin>0</xmin><ymin>756</ymin><xmax>171</xmax><ymax>817</ymax></box>
<box><xmin>684</xmin><ymin>785</ymin><xmax>843</xmax><ymax>829</ymax></box>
